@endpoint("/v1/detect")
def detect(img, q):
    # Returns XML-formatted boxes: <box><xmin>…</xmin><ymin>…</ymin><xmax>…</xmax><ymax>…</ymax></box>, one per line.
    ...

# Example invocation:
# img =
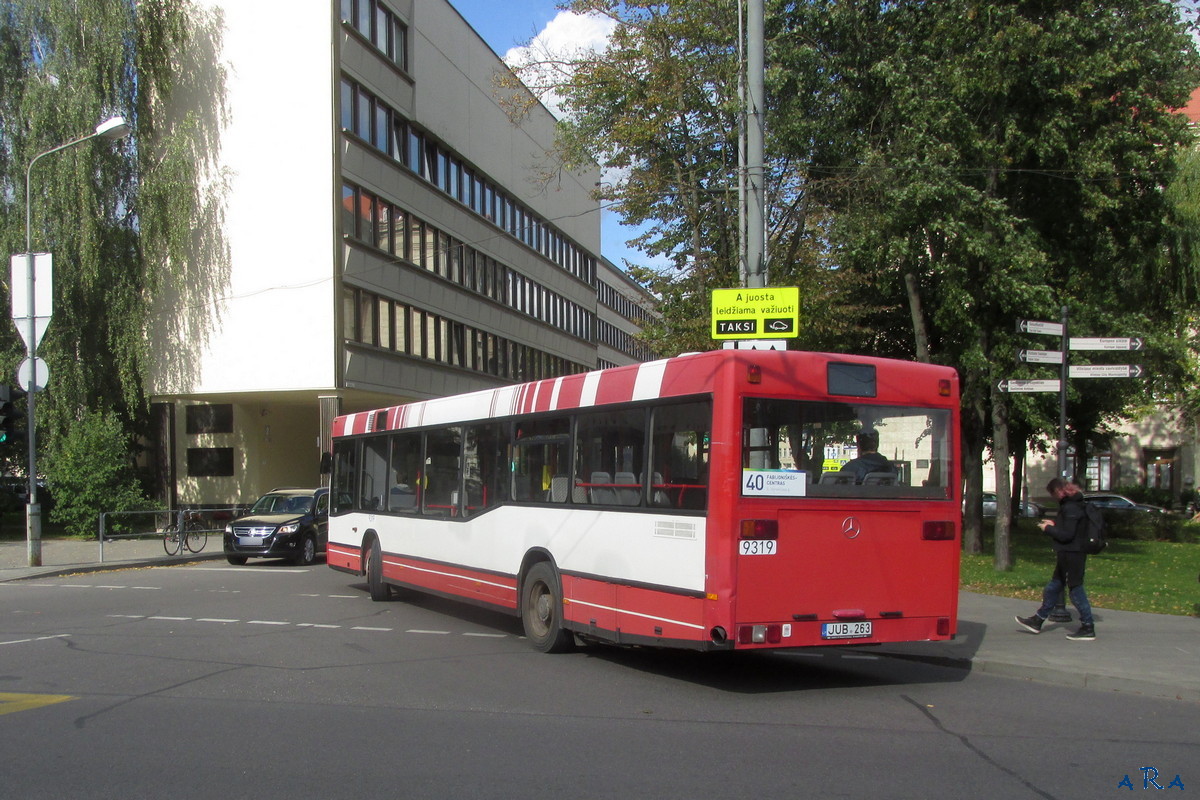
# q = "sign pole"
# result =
<box><xmin>1058</xmin><ymin>305</ymin><xmax>1069</xmax><ymax>480</ymax></box>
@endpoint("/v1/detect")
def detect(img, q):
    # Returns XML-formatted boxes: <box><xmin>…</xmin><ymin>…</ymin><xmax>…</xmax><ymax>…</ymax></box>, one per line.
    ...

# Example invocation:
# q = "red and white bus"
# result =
<box><xmin>325</xmin><ymin>349</ymin><xmax>960</xmax><ymax>652</ymax></box>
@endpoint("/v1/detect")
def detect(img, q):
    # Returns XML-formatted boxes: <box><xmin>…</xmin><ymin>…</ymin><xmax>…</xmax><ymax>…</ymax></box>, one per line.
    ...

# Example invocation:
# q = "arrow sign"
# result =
<box><xmin>1069</xmin><ymin>364</ymin><xmax>1144</xmax><ymax>379</ymax></box>
<box><xmin>1017</xmin><ymin>348</ymin><xmax>1063</xmax><ymax>364</ymax></box>
<box><xmin>1018</xmin><ymin>319</ymin><xmax>1064</xmax><ymax>336</ymax></box>
<box><xmin>1069</xmin><ymin>337</ymin><xmax>1144</xmax><ymax>351</ymax></box>
<box><xmin>997</xmin><ymin>379</ymin><xmax>1062</xmax><ymax>393</ymax></box>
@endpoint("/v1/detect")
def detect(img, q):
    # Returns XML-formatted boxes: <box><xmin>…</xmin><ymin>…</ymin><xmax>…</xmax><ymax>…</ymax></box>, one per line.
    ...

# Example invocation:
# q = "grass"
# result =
<box><xmin>960</xmin><ymin>518</ymin><xmax>1200</xmax><ymax>617</ymax></box>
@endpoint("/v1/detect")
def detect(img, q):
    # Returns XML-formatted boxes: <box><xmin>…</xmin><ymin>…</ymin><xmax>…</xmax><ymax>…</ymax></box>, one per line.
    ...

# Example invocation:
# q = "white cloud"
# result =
<box><xmin>503</xmin><ymin>10</ymin><xmax>616</xmax><ymax>118</ymax></box>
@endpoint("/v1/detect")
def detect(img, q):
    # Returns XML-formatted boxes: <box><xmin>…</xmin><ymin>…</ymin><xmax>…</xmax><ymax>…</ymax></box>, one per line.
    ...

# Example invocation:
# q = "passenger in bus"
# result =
<box><xmin>389</xmin><ymin>472</ymin><xmax>417</xmax><ymax>510</ymax></box>
<box><xmin>841</xmin><ymin>430</ymin><xmax>897</xmax><ymax>484</ymax></box>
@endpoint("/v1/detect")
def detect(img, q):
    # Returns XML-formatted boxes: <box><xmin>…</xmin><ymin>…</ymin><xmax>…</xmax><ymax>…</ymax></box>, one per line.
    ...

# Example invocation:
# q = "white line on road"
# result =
<box><xmin>1</xmin><ymin>634</ymin><xmax>70</xmax><ymax>646</ymax></box>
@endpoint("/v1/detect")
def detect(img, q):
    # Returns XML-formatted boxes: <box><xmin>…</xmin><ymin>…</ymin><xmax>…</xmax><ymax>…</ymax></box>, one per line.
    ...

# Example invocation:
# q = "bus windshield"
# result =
<box><xmin>743</xmin><ymin>398</ymin><xmax>953</xmax><ymax>499</ymax></box>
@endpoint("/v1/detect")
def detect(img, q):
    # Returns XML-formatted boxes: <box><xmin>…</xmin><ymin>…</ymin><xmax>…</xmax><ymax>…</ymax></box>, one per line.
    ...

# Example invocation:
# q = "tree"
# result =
<box><xmin>0</xmin><ymin>0</ymin><xmax>216</xmax><ymax>504</ymax></box>
<box><xmin>502</xmin><ymin>0</ymin><xmax>849</xmax><ymax>355</ymax></box>
<box><xmin>772</xmin><ymin>0</ymin><xmax>1200</xmax><ymax>567</ymax></box>
<box><xmin>44</xmin><ymin>407</ymin><xmax>146</xmax><ymax>537</ymax></box>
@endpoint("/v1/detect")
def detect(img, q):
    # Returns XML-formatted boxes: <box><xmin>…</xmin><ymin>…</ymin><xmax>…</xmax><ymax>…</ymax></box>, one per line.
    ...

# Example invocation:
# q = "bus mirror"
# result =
<box><xmin>319</xmin><ymin>452</ymin><xmax>332</xmax><ymax>474</ymax></box>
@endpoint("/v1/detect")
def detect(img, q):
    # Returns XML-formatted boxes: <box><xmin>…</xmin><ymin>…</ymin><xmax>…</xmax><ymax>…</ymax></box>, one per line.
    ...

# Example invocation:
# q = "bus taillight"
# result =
<box><xmin>922</xmin><ymin>521</ymin><xmax>955</xmax><ymax>540</ymax></box>
<box><xmin>938</xmin><ymin>379</ymin><xmax>952</xmax><ymax>397</ymax></box>
<box><xmin>738</xmin><ymin>624</ymin><xmax>782</xmax><ymax>644</ymax></box>
<box><xmin>747</xmin><ymin>364</ymin><xmax>762</xmax><ymax>384</ymax></box>
<box><xmin>740</xmin><ymin>519</ymin><xmax>778</xmax><ymax>540</ymax></box>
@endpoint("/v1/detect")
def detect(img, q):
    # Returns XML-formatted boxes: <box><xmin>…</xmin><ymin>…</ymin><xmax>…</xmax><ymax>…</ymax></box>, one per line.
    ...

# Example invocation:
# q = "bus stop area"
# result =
<box><xmin>1</xmin><ymin>537</ymin><xmax>1196</xmax><ymax>704</ymax></box>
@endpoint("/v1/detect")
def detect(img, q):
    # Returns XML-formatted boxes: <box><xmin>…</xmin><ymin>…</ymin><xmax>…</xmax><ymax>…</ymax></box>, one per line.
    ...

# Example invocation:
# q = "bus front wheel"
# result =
<box><xmin>366</xmin><ymin>539</ymin><xmax>391</xmax><ymax>601</ymax></box>
<box><xmin>521</xmin><ymin>562</ymin><xmax>574</xmax><ymax>653</ymax></box>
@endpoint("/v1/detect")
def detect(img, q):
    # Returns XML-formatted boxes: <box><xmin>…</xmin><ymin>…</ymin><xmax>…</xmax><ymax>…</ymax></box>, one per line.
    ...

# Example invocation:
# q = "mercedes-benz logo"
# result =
<box><xmin>841</xmin><ymin>516</ymin><xmax>862</xmax><ymax>539</ymax></box>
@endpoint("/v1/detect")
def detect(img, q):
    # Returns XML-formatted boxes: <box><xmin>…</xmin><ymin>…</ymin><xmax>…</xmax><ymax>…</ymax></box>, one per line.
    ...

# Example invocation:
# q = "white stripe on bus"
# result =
<box><xmin>567</xmin><ymin>598</ymin><xmax>706</xmax><ymax>631</ymax></box>
<box><xmin>383</xmin><ymin>558</ymin><xmax>516</xmax><ymax>594</ymax></box>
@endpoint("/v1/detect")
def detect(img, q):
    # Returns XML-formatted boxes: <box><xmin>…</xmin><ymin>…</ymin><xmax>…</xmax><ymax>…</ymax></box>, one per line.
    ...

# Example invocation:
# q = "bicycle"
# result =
<box><xmin>162</xmin><ymin>510</ymin><xmax>208</xmax><ymax>556</ymax></box>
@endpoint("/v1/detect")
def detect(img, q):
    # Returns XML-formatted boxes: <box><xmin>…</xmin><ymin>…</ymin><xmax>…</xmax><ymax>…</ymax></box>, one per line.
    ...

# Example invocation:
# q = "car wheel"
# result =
<box><xmin>226</xmin><ymin>555</ymin><xmax>248</xmax><ymax>566</ymax></box>
<box><xmin>294</xmin><ymin>533</ymin><xmax>317</xmax><ymax>566</ymax></box>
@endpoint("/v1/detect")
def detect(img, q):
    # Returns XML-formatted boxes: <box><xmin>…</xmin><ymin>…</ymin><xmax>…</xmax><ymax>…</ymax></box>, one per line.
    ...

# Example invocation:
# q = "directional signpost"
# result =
<box><xmin>996</xmin><ymin>379</ymin><xmax>1061</xmax><ymax>393</ymax></box>
<box><xmin>1003</xmin><ymin>308</ymin><xmax>1146</xmax><ymax>481</ymax></box>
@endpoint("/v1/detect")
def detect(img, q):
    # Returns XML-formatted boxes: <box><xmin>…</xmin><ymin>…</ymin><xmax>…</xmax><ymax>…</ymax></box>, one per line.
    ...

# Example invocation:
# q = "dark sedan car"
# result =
<box><xmin>1084</xmin><ymin>492</ymin><xmax>1168</xmax><ymax>516</ymax></box>
<box><xmin>223</xmin><ymin>487</ymin><xmax>328</xmax><ymax>566</ymax></box>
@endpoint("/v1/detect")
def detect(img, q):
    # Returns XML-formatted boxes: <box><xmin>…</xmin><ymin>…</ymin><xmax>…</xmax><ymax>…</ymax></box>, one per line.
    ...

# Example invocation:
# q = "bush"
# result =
<box><xmin>43</xmin><ymin>408</ymin><xmax>149</xmax><ymax>538</ymax></box>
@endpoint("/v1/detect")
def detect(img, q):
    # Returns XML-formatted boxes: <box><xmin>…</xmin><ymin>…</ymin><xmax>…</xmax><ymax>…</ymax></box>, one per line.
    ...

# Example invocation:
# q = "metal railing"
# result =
<box><xmin>97</xmin><ymin>507</ymin><xmax>243</xmax><ymax>562</ymax></box>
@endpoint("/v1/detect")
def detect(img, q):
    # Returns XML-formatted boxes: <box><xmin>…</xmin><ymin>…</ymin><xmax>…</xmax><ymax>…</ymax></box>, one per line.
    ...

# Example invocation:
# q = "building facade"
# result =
<box><xmin>146</xmin><ymin>0</ymin><xmax>655</xmax><ymax>506</ymax></box>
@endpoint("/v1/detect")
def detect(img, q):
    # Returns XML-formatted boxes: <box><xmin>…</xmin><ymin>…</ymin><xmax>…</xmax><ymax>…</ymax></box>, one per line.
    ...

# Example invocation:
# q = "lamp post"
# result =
<box><xmin>21</xmin><ymin>115</ymin><xmax>130</xmax><ymax>566</ymax></box>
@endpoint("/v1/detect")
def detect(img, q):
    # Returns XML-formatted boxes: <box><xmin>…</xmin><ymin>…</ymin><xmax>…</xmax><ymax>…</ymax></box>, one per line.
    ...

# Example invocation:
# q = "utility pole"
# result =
<box><xmin>743</xmin><ymin>0</ymin><xmax>766</xmax><ymax>289</ymax></box>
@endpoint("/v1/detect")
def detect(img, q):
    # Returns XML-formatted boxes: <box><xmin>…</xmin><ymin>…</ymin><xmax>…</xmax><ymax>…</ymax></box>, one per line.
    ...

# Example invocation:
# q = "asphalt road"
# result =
<box><xmin>1</xmin><ymin>560</ymin><xmax>1194</xmax><ymax>799</ymax></box>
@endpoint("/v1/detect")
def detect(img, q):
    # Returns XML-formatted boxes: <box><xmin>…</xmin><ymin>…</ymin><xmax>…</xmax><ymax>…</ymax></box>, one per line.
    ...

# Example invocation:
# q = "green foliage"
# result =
<box><xmin>0</xmin><ymin>1</ymin><xmax>208</xmax><ymax>506</ymax></box>
<box><xmin>44</xmin><ymin>407</ymin><xmax>147</xmax><ymax>537</ymax></box>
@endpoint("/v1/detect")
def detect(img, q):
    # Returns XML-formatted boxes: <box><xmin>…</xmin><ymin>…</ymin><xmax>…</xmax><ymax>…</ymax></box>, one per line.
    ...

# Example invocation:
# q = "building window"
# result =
<box><xmin>187</xmin><ymin>447</ymin><xmax>234</xmax><ymax>477</ymax></box>
<box><xmin>185</xmin><ymin>404</ymin><xmax>233</xmax><ymax>434</ymax></box>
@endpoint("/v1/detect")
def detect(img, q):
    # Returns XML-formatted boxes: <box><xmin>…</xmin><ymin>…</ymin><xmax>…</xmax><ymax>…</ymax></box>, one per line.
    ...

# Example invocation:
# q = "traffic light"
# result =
<box><xmin>0</xmin><ymin>385</ymin><xmax>23</xmax><ymax>445</ymax></box>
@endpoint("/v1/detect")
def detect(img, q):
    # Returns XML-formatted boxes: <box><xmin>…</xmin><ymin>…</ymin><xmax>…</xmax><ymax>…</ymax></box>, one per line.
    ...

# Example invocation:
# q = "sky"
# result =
<box><xmin>445</xmin><ymin>1</ymin><xmax>649</xmax><ymax>271</ymax></box>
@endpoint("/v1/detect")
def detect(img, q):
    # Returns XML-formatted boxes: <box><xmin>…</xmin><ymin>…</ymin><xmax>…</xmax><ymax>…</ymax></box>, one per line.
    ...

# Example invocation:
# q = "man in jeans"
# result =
<box><xmin>1015</xmin><ymin>478</ymin><xmax>1096</xmax><ymax>641</ymax></box>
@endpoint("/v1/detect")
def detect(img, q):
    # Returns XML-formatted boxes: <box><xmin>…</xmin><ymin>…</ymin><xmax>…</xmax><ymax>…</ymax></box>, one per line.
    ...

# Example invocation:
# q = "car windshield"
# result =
<box><xmin>250</xmin><ymin>493</ymin><xmax>311</xmax><ymax>514</ymax></box>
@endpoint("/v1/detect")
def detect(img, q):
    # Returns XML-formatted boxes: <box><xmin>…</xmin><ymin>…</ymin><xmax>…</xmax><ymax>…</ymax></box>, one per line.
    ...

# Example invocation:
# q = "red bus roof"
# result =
<box><xmin>332</xmin><ymin>350</ymin><xmax>958</xmax><ymax>437</ymax></box>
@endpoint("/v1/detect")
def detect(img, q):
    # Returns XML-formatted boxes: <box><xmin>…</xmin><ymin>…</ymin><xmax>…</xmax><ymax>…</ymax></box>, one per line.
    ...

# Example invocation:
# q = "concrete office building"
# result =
<box><xmin>146</xmin><ymin>0</ymin><xmax>655</xmax><ymax>507</ymax></box>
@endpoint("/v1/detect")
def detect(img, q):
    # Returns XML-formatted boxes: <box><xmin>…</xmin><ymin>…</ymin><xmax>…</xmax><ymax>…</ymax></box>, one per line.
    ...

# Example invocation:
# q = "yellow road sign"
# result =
<box><xmin>711</xmin><ymin>287</ymin><xmax>800</xmax><ymax>339</ymax></box>
<box><xmin>0</xmin><ymin>692</ymin><xmax>75</xmax><ymax>716</ymax></box>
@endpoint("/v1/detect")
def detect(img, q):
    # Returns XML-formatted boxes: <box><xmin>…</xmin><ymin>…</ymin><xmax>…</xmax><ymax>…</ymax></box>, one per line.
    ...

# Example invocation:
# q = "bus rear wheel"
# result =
<box><xmin>521</xmin><ymin>562</ymin><xmax>574</xmax><ymax>653</ymax></box>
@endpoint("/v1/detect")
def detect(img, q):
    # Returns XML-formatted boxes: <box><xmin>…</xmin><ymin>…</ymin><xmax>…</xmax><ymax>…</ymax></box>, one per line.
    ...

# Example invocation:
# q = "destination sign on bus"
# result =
<box><xmin>711</xmin><ymin>287</ymin><xmax>800</xmax><ymax>340</ymax></box>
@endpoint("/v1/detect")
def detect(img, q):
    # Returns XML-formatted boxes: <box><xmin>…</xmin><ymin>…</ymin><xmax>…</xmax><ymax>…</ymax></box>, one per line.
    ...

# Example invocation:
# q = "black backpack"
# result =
<box><xmin>1080</xmin><ymin>501</ymin><xmax>1108</xmax><ymax>555</ymax></box>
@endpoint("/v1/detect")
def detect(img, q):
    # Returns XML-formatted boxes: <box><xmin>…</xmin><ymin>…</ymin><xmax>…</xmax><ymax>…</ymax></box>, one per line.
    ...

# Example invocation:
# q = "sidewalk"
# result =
<box><xmin>1</xmin><ymin>537</ymin><xmax>1197</xmax><ymax>703</ymax></box>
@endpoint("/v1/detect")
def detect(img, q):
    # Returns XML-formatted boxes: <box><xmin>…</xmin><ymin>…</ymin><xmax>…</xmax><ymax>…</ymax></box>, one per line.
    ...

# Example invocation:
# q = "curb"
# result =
<box><xmin>0</xmin><ymin>551</ymin><xmax>226</xmax><ymax>582</ymax></box>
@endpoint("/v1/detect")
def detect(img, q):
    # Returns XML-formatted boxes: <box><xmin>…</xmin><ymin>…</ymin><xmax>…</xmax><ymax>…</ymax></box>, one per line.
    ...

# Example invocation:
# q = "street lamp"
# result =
<box><xmin>21</xmin><ymin>115</ymin><xmax>130</xmax><ymax>566</ymax></box>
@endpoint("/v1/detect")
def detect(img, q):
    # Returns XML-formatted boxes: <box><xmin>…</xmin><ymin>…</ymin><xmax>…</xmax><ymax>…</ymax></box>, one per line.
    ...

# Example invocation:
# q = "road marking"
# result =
<box><xmin>0</xmin><ymin>634</ymin><xmax>70</xmax><ymax>647</ymax></box>
<box><xmin>91</xmin><ymin>615</ymin><xmax>510</xmax><ymax>641</ymax></box>
<box><xmin>0</xmin><ymin>692</ymin><xmax>75</xmax><ymax>716</ymax></box>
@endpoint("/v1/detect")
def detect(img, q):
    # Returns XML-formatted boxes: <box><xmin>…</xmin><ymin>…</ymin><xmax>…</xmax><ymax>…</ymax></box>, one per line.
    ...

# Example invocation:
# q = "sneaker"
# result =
<box><xmin>1066</xmin><ymin>624</ymin><xmax>1095</xmax><ymax>642</ymax></box>
<box><xmin>1015</xmin><ymin>614</ymin><xmax>1044</xmax><ymax>634</ymax></box>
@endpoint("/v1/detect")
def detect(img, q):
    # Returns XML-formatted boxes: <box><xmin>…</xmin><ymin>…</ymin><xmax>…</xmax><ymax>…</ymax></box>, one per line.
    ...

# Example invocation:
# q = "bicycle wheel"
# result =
<box><xmin>162</xmin><ymin>530</ymin><xmax>182</xmax><ymax>556</ymax></box>
<box><xmin>185</xmin><ymin>521</ymin><xmax>207</xmax><ymax>553</ymax></box>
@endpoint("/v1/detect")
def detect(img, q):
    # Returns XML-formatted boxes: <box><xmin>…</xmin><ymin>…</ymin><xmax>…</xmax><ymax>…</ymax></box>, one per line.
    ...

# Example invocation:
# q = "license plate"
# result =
<box><xmin>738</xmin><ymin>539</ymin><xmax>777</xmax><ymax>556</ymax></box>
<box><xmin>821</xmin><ymin>621</ymin><xmax>872</xmax><ymax>639</ymax></box>
<box><xmin>237</xmin><ymin>536</ymin><xmax>261</xmax><ymax>546</ymax></box>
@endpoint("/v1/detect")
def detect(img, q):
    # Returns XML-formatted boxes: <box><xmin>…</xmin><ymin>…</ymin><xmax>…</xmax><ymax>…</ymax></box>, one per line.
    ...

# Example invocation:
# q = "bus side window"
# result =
<box><xmin>649</xmin><ymin>400</ymin><xmax>712</xmax><ymax>511</ymax></box>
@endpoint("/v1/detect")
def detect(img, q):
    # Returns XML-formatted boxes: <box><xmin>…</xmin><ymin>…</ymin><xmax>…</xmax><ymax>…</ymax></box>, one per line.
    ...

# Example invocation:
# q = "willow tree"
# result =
<box><xmin>0</xmin><ymin>0</ymin><xmax>217</xmax><ymax>505</ymax></box>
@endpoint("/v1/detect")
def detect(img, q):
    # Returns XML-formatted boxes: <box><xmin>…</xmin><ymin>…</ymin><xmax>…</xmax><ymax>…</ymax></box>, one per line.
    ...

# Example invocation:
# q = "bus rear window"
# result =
<box><xmin>743</xmin><ymin>398</ymin><xmax>952</xmax><ymax>499</ymax></box>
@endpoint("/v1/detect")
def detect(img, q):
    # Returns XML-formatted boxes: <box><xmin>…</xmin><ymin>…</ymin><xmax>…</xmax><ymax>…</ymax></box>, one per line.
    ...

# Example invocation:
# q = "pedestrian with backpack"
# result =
<box><xmin>1015</xmin><ymin>478</ymin><xmax>1097</xmax><ymax>641</ymax></box>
